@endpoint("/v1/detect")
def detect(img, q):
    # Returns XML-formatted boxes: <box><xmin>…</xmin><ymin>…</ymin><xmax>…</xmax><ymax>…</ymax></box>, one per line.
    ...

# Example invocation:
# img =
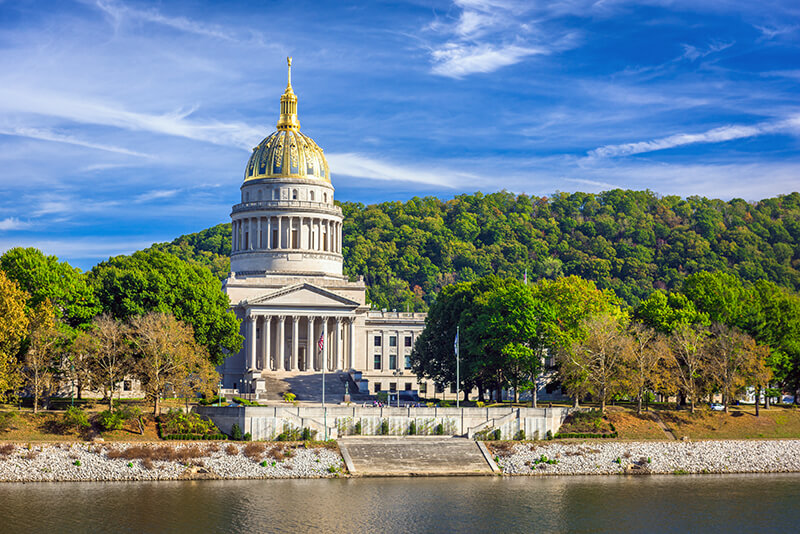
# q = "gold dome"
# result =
<box><xmin>244</xmin><ymin>58</ymin><xmax>330</xmax><ymax>183</ymax></box>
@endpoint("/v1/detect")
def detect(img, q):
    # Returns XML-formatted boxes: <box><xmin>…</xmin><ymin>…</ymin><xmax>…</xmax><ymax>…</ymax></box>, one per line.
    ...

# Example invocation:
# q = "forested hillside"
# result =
<box><xmin>150</xmin><ymin>190</ymin><xmax>800</xmax><ymax>310</ymax></box>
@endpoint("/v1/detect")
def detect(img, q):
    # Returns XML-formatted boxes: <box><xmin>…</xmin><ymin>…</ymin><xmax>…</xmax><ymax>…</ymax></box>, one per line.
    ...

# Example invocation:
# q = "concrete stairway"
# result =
<box><xmin>338</xmin><ymin>437</ymin><xmax>497</xmax><ymax>476</ymax></box>
<box><xmin>279</xmin><ymin>371</ymin><xmax>350</xmax><ymax>403</ymax></box>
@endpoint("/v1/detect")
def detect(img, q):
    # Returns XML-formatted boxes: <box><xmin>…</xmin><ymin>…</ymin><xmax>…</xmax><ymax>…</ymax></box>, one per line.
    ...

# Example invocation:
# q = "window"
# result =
<box><xmin>449</xmin><ymin>384</ymin><xmax>457</xmax><ymax>394</ymax></box>
<box><xmin>374</xmin><ymin>383</ymin><xmax>382</xmax><ymax>392</ymax></box>
<box><xmin>389</xmin><ymin>354</ymin><xmax>397</xmax><ymax>370</ymax></box>
<box><xmin>405</xmin><ymin>382</ymin><xmax>412</xmax><ymax>391</ymax></box>
<box><xmin>374</xmin><ymin>335</ymin><xmax>381</xmax><ymax>347</ymax></box>
<box><xmin>419</xmin><ymin>382</ymin><xmax>428</xmax><ymax>394</ymax></box>
<box><xmin>310</xmin><ymin>190</ymin><xmax>315</xmax><ymax>201</ymax></box>
<box><xmin>273</xmin><ymin>189</ymin><xmax>278</xmax><ymax>200</ymax></box>
<box><xmin>435</xmin><ymin>384</ymin><xmax>444</xmax><ymax>394</ymax></box>
<box><xmin>123</xmin><ymin>380</ymin><xmax>131</xmax><ymax>392</ymax></box>
<box><xmin>292</xmin><ymin>189</ymin><xmax>298</xmax><ymax>200</ymax></box>
<box><xmin>323</xmin><ymin>192</ymin><xmax>327</xmax><ymax>203</ymax></box>
<box><xmin>404</xmin><ymin>355</ymin><xmax>411</xmax><ymax>369</ymax></box>
<box><xmin>245</xmin><ymin>192</ymin><xmax>250</xmax><ymax>202</ymax></box>
<box><xmin>389</xmin><ymin>382</ymin><xmax>397</xmax><ymax>392</ymax></box>
<box><xmin>373</xmin><ymin>354</ymin><xmax>381</xmax><ymax>370</ymax></box>
<box><xmin>389</xmin><ymin>336</ymin><xmax>397</xmax><ymax>347</ymax></box>
<box><xmin>404</xmin><ymin>336</ymin><xmax>412</xmax><ymax>347</ymax></box>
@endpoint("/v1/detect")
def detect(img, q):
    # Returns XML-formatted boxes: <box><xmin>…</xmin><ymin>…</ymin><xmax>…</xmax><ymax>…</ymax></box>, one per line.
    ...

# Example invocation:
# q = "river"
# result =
<box><xmin>1</xmin><ymin>474</ymin><xmax>797</xmax><ymax>533</ymax></box>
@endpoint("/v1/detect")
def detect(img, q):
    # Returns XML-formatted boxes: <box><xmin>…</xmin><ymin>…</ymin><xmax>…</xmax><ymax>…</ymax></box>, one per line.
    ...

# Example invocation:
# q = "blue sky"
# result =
<box><xmin>0</xmin><ymin>0</ymin><xmax>798</xmax><ymax>270</ymax></box>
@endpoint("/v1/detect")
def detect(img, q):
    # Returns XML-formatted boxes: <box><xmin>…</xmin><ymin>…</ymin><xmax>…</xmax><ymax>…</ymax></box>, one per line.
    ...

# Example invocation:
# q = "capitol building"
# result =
<box><xmin>219</xmin><ymin>59</ymin><xmax>426</xmax><ymax>399</ymax></box>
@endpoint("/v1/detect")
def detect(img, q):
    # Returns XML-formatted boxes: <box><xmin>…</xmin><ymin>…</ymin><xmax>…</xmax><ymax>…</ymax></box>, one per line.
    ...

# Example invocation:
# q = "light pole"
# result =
<box><xmin>393</xmin><ymin>369</ymin><xmax>402</xmax><ymax>407</ymax></box>
<box><xmin>218</xmin><ymin>381</ymin><xmax>223</xmax><ymax>407</ymax></box>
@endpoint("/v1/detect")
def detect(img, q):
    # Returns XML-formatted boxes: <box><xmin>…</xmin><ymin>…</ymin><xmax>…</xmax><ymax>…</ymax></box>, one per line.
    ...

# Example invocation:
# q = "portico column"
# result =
<box><xmin>322</xmin><ymin>317</ymin><xmax>329</xmax><ymax>371</ymax></box>
<box><xmin>248</xmin><ymin>218</ymin><xmax>254</xmax><ymax>250</ymax></box>
<box><xmin>232</xmin><ymin>221</ymin><xmax>237</xmax><ymax>251</ymax></box>
<box><xmin>257</xmin><ymin>217</ymin><xmax>262</xmax><ymax>249</ymax></box>
<box><xmin>308</xmin><ymin>317</ymin><xmax>317</xmax><ymax>371</ymax></box>
<box><xmin>263</xmin><ymin>316</ymin><xmax>271</xmax><ymax>370</ymax></box>
<box><xmin>292</xmin><ymin>316</ymin><xmax>300</xmax><ymax>371</ymax></box>
<box><xmin>348</xmin><ymin>319</ymin><xmax>355</xmax><ymax>370</ymax></box>
<box><xmin>278</xmin><ymin>316</ymin><xmax>286</xmax><ymax>371</ymax></box>
<box><xmin>248</xmin><ymin>314</ymin><xmax>257</xmax><ymax>371</ymax></box>
<box><xmin>335</xmin><ymin>317</ymin><xmax>343</xmax><ymax>370</ymax></box>
<box><xmin>277</xmin><ymin>217</ymin><xmax>283</xmax><ymax>248</ymax></box>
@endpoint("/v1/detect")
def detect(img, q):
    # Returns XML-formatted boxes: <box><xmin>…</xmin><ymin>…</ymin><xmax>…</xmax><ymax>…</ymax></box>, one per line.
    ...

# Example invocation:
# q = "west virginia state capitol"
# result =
<box><xmin>220</xmin><ymin>59</ymin><xmax>427</xmax><ymax>399</ymax></box>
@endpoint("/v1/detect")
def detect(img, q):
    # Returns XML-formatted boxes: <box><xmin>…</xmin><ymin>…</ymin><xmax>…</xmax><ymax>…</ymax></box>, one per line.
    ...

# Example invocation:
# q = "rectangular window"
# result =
<box><xmin>450</xmin><ymin>384</ymin><xmax>457</xmax><ymax>394</ymax></box>
<box><xmin>123</xmin><ymin>380</ymin><xmax>131</xmax><ymax>392</ymax></box>
<box><xmin>389</xmin><ymin>336</ymin><xmax>397</xmax><ymax>347</ymax></box>
<box><xmin>405</xmin><ymin>382</ymin><xmax>412</xmax><ymax>391</ymax></box>
<box><xmin>435</xmin><ymin>384</ymin><xmax>444</xmax><ymax>394</ymax></box>
<box><xmin>374</xmin><ymin>335</ymin><xmax>381</xmax><ymax>347</ymax></box>
<box><xmin>374</xmin><ymin>383</ymin><xmax>382</xmax><ymax>392</ymax></box>
<box><xmin>373</xmin><ymin>354</ymin><xmax>381</xmax><ymax>370</ymax></box>
<box><xmin>419</xmin><ymin>382</ymin><xmax>428</xmax><ymax>394</ymax></box>
<box><xmin>389</xmin><ymin>382</ymin><xmax>397</xmax><ymax>392</ymax></box>
<box><xmin>404</xmin><ymin>355</ymin><xmax>411</xmax><ymax>370</ymax></box>
<box><xmin>389</xmin><ymin>354</ymin><xmax>397</xmax><ymax>370</ymax></box>
<box><xmin>404</xmin><ymin>336</ymin><xmax>412</xmax><ymax>347</ymax></box>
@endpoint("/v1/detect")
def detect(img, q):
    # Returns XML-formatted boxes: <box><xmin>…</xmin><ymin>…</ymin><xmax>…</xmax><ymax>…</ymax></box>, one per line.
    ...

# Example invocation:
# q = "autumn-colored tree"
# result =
<box><xmin>0</xmin><ymin>271</ymin><xmax>28</xmax><ymax>402</ymax></box>
<box><xmin>81</xmin><ymin>315</ymin><xmax>133</xmax><ymax>411</ymax></box>
<box><xmin>23</xmin><ymin>300</ymin><xmax>61</xmax><ymax>413</ymax></box>
<box><xmin>559</xmin><ymin>314</ymin><xmax>633</xmax><ymax>413</ymax></box>
<box><xmin>706</xmin><ymin>324</ymin><xmax>769</xmax><ymax>413</ymax></box>
<box><xmin>130</xmin><ymin>312</ymin><xmax>211</xmax><ymax>415</ymax></box>
<box><xmin>627</xmin><ymin>323</ymin><xmax>668</xmax><ymax>414</ymax></box>
<box><xmin>666</xmin><ymin>324</ymin><xmax>709</xmax><ymax>413</ymax></box>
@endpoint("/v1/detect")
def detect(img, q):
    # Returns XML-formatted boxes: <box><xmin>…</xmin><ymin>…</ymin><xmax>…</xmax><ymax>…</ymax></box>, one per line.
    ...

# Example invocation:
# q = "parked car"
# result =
<box><xmin>710</xmin><ymin>402</ymin><xmax>724</xmax><ymax>411</ymax></box>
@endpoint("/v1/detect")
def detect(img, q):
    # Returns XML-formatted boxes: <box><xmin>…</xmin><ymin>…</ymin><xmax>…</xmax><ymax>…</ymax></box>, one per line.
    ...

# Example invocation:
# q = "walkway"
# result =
<box><xmin>338</xmin><ymin>437</ymin><xmax>497</xmax><ymax>476</ymax></box>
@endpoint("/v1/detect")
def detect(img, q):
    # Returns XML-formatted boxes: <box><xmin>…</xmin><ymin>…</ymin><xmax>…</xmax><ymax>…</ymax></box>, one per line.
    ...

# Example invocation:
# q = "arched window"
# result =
<box><xmin>245</xmin><ymin>192</ymin><xmax>250</xmax><ymax>202</ymax></box>
<box><xmin>323</xmin><ymin>192</ymin><xmax>327</xmax><ymax>203</ymax></box>
<box><xmin>257</xmin><ymin>190</ymin><xmax>263</xmax><ymax>201</ymax></box>
<box><xmin>310</xmin><ymin>190</ymin><xmax>315</xmax><ymax>201</ymax></box>
<box><xmin>292</xmin><ymin>189</ymin><xmax>298</xmax><ymax>200</ymax></box>
<box><xmin>273</xmin><ymin>189</ymin><xmax>278</xmax><ymax>200</ymax></box>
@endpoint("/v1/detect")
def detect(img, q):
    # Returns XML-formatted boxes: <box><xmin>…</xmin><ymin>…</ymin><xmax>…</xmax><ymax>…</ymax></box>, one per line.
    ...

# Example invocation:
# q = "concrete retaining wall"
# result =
<box><xmin>195</xmin><ymin>405</ymin><xmax>572</xmax><ymax>441</ymax></box>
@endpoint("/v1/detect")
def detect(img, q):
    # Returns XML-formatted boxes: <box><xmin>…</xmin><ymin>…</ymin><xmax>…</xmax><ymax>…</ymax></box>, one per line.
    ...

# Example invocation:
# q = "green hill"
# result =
<box><xmin>147</xmin><ymin>189</ymin><xmax>800</xmax><ymax>310</ymax></box>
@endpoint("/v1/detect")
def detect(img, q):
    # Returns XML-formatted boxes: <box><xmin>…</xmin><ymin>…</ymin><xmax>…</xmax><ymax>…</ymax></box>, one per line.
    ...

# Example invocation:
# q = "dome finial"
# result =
<box><xmin>277</xmin><ymin>57</ymin><xmax>300</xmax><ymax>130</ymax></box>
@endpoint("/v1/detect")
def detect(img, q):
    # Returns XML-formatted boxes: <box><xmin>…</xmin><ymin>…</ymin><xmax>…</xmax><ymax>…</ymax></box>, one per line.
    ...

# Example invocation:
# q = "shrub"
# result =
<box><xmin>198</xmin><ymin>395</ymin><xmax>224</xmax><ymax>406</ymax></box>
<box><xmin>225</xmin><ymin>444</ymin><xmax>239</xmax><ymax>456</ymax></box>
<box><xmin>439</xmin><ymin>400</ymin><xmax>451</xmax><ymax>408</ymax></box>
<box><xmin>434</xmin><ymin>423</ymin><xmax>444</xmax><ymax>435</ymax></box>
<box><xmin>97</xmin><ymin>410</ymin><xmax>125</xmax><ymax>431</ymax></box>
<box><xmin>514</xmin><ymin>429</ymin><xmax>526</xmax><ymax>441</ymax></box>
<box><xmin>408</xmin><ymin>421</ymin><xmax>416</xmax><ymax>435</ymax></box>
<box><xmin>380</xmin><ymin>419</ymin><xmax>390</xmax><ymax>435</ymax></box>
<box><xmin>63</xmin><ymin>407</ymin><xmax>90</xmax><ymax>430</ymax></box>
<box><xmin>492</xmin><ymin>429</ymin><xmax>501</xmax><ymax>440</ymax></box>
<box><xmin>230</xmin><ymin>423</ymin><xmax>243</xmax><ymax>441</ymax></box>
<box><xmin>282</xmin><ymin>392</ymin><xmax>296</xmax><ymax>403</ymax></box>
<box><xmin>159</xmin><ymin>410</ymin><xmax>218</xmax><ymax>437</ymax></box>
<box><xmin>73</xmin><ymin>460</ymin><xmax>81</xmax><ymax>466</ymax></box>
<box><xmin>301</xmin><ymin>427</ymin><xmax>314</xmax><ymax>441</ymax></box>
<box><xmin>475</xmin><ymin>401</ymin><xmax>485</xmax><ymax>408</ymax></box>
<box><xmin>243</xmin><ymin>442</ymin><xmax>266</xmax><ymax>461</ymax></box>
<box><xmin>232</xmin><ymin>396</ymin><xmax>260</xmax><ymax>406</ymax></box>
<box><xmin>260</xmin><ymin>460</ymin><xmax>268</xmax><ymax>467</ymax></box>
<box><xmin>0</xmin><ymin>443</ymin><xmax>15</xmax><ymax>457</ymax></box>
<box><xmin>545</xmin><ymin>430</ymin><xmax>553</xmax><ymax>440</ymax></box>
<box><xmin>354</xmin><ymin>421</ymin><xmax>362</xmax><ymax>435</ymax></box>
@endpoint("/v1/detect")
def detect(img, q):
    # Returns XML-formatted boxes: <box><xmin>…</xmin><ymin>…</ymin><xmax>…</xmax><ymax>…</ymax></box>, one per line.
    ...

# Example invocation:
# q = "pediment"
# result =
<box><xmin>244</xmin><ymin>283</ymin><xmax>359</xmax><ymax>308</ymax></box>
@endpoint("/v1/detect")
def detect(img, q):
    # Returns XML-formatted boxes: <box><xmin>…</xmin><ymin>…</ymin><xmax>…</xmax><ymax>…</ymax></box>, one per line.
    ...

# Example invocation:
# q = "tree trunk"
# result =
<box><xmin>600</xmin><ymin>397</ymin><xmax>606</xmax><ymax>414</ymax></box>
<box><xmin>108</xmin><ymin>379</ymin><xmax>114</xmax><ymax>412</ymax></box>
<box><xmin>765</xmin><ymin>390</ymin><xmax>770</xmax><ymax>410</ymax></box>
<box><xmin>636</xmin><ymin>391</ymin><xmax>642</xmax><ymax>414</ymax></box>
<box><xmin>689</xmin><ymin>396</ymin><xmax>695</xmax><ymax>414</ymax></box>
<box><xmin>153</xmin><ymin>396</ymin><xmax>160</xmax><ymax>416</ymax></box>
<box><xmin>532</xmin><ymin>384</ymin><xmax>538</xmax><ymax>408</ymax></box>
<box><xmin>573</xmin><ymin>395</ymin><xmax>579</xmax><ymax>408</ymax></box>
<box><xmin>755</xmin><ymin>387</ymin><xmax>760</xmax><ymax>417</ymax></box>
<box><xmin>477</xmin><ymin>386</ymin><xmax>485</xmax><ymax>403</ymax></box>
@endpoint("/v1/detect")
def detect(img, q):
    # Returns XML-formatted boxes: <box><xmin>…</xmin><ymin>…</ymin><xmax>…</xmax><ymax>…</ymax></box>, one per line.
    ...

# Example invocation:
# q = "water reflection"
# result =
<box><xmin>0</xmin><ymin>474</ymin><xmax>797</xmax><ymax>533</ymax></box>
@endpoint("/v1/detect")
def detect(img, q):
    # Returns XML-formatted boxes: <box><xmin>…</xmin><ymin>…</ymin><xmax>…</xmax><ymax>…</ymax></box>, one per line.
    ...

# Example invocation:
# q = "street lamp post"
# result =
<box><xmin>218</xmin><ymin>381</ymin><xmax>223</xmax><ymax>407</ymax></box>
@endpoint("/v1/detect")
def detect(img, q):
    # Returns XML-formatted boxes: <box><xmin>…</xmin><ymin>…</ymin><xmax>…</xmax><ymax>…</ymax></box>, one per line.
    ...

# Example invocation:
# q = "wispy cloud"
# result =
<box><xmin>134</xmin><ymin>189</ymin><xmax>181</xmax><ymax>203</ymax></box>
<box><xmin>328</xmin><ymin>153</ymin><xmax>475</xmax><ymax>187</ymax></box>
<box><xmin>431</xmin><ymin>43</ymin><xmax>546</xmax><ymax>77</ymax></box>
<box><xmin>0</xmin><ymin>126</ymin><xmax>152</xmax><ymax>158</ymax></box>
<box><xmin>0</xmin><ymin>218</ymin><xmax>29</xmax><ymax>231</ymax></box>
<box><xmin>588</xmin><ymin>114</ymin><xmax>800</xmax><ymax>158</ymax></box>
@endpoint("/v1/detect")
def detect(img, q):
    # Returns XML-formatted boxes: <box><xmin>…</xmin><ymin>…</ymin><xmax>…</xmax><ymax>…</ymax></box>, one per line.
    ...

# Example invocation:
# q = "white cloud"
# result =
<box><xmin>327</xmin><ymin>153</ymin><xmax>476</xmax><ymax>187</ymax></box>
<box><xmin>134</xmin><ymin>189</ymin><xmax>181</xmax><ymax>203</ymax></box>
<box><xmin>680</xmin><ymin>41</ymin><xmax>734</xmax><ymax>61</ymax></box>
<box><xmin>588</xmin><ymin>115</ymin><xmax>800</xmax><ymax>158</ymax></box>
<box><xmin>431</xmin><ymin>43</ymin><xmax>546</xmax><ymax>78</ymax></box>
<box><xmin>0</xmin><ymin>218</ymin><xmax>29</xmax><ymax>231</ymax></box>
<box><xmin>0</xmin><ymin>237</ymin><xmax>156</xmax><ymax>262</ymax></box>
<box><xmin>0</xmin><ymin>126</ymin><xmax>152</xmax><ymax>158</ymax></box>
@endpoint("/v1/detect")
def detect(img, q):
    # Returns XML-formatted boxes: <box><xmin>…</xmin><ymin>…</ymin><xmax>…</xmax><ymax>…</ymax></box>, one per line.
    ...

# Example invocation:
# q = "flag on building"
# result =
<box><xmin>318</xmin><ymin>331</ymin><xmax>325</xmax><ymax>353</ymax></box>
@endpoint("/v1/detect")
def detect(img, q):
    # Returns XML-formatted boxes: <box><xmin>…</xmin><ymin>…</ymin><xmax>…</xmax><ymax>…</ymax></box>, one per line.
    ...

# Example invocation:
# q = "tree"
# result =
<box><xmin>0</xmin><ymin>271</ymin><xmax>28</xmax><ymax>402</ymax></box>
<box><xmin>90</xmin><ymin>249</ymin><xmax>243</xmax><ymax>365</ymax></box>
<box><xmin>706</xmin><ymin>324</ymin><xmax>767</xmax><ymax>413</ymax></box>
<box><xmin>62</xmin><ymin>332</ymin><xmax>95</xmax><ymax>401</ymax></box>
<box><xmin>682</xmin><ymin>271</ymin><xmax>750</xmax><ymax>329</ymax></box>
<box><xmin>627</xmin><ymin>323</ymin><xmax>667</xmax><ymax>414</ymax></box>
<box><xmin>22</xmin><ymin>300</ymin><xmax>60</xmax><ymax>413</ymax></box>
<box><xmin>635</xmin><ymin>290</ymin><xmax>708</xmax><ymax>334</ymax></box>
<box><xmin>1</xmin><ymin>247</ymin><xmax>100</xmax><ymax>329</ymax></box>
<box><xmin>558</xmin><ymin>314</ymin><xmax>632</xmax><ymax>413</ymax></box>
<box><xmin>130</xmin><ymin>312</ymin><xmax>212</xmax><ymax>415</ymax></box>
<box><xmin>83</xmin><ymin>315</ymin><xmax>133</xmax><ymax>411</ymax></box>
<box><xmin>666</xmin><ymin>324</ymin><xmax>709</xmax><ymax>413</ymax></box>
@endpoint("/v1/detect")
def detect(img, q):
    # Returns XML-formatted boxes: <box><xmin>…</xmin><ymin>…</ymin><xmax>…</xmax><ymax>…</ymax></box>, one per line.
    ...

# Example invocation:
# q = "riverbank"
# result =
<box><xmin>0</xmin><ymin>441</ymin><xmax>344</xmax><ymax>482</ymax></box>
<box><xmin>489</xmin><ymin>439</ymin><xmax>800</xmax><ymax>475</ymax></box>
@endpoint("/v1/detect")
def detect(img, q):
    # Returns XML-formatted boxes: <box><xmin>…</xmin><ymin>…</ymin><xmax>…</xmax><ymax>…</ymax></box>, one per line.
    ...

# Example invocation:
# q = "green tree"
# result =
<box><xmin>23</xmin><ymin>300</ymin><xmax>61</xmax><ymax>413</ymax></box>
<box><xmin>82</xmin><ymin>315</ymin><xmax>133</xmax><ymax>411</ymax></box>
<box><xmin>634</xmin><ymin>290</ymin><xmax>708</xmax><ymax>334</ymax></box>
<box><xmin>89</xmin><ymin>250</ymin><xmax>243</xmax><ymax>365</ymax></box>
<box><xmin>1</xmin><ymin>247</ymin><xmax>100</xmax><ymax>329</ymax></box>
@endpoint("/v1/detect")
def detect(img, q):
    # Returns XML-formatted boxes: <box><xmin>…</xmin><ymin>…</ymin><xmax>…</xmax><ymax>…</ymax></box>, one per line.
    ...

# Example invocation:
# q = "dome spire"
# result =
<box><xmin>277</xmin><ymin>56</ymin><xmax>300</xmax><ymax>130</ymax></box>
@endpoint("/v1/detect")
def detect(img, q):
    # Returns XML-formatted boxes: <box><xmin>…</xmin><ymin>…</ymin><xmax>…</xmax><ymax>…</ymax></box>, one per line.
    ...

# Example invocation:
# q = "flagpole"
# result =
<box><xmin>456</xmin><ymin>325</ymin><xmax>460</xmax><ymax>409</ymax></box>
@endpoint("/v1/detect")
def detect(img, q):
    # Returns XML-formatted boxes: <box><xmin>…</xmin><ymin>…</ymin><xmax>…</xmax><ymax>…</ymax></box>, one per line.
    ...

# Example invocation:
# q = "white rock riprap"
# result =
<box><xmin>492</xmin><ymin>440</ymin><xmax>800</xmax><ymax>475</ymax></box>
<box><xmin>0</xmin><ymin>442</ymin><xmax>346</xmax><ymax>483</ymax></box>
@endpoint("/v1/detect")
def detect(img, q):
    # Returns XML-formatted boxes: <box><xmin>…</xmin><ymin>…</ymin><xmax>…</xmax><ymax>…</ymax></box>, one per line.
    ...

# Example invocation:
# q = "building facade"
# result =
<box><xmin>220</xmin><ymin>59</ymin><xmax>426</xmax><ymax>398</ymax></box>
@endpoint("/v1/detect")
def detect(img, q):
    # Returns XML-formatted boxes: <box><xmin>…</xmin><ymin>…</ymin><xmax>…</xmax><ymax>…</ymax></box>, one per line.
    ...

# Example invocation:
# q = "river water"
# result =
<box><xmin>1</xmin><ymin>474</ymin><xmax>797</xmax><ymax>533</ymax></box>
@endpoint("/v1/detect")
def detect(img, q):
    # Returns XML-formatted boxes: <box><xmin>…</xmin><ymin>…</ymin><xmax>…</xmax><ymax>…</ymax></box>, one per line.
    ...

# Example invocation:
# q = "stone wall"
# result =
<box><xmin>195</xmin><ymin>405</ymin><xmax>572</xmax><ymax>441</ymax></box>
